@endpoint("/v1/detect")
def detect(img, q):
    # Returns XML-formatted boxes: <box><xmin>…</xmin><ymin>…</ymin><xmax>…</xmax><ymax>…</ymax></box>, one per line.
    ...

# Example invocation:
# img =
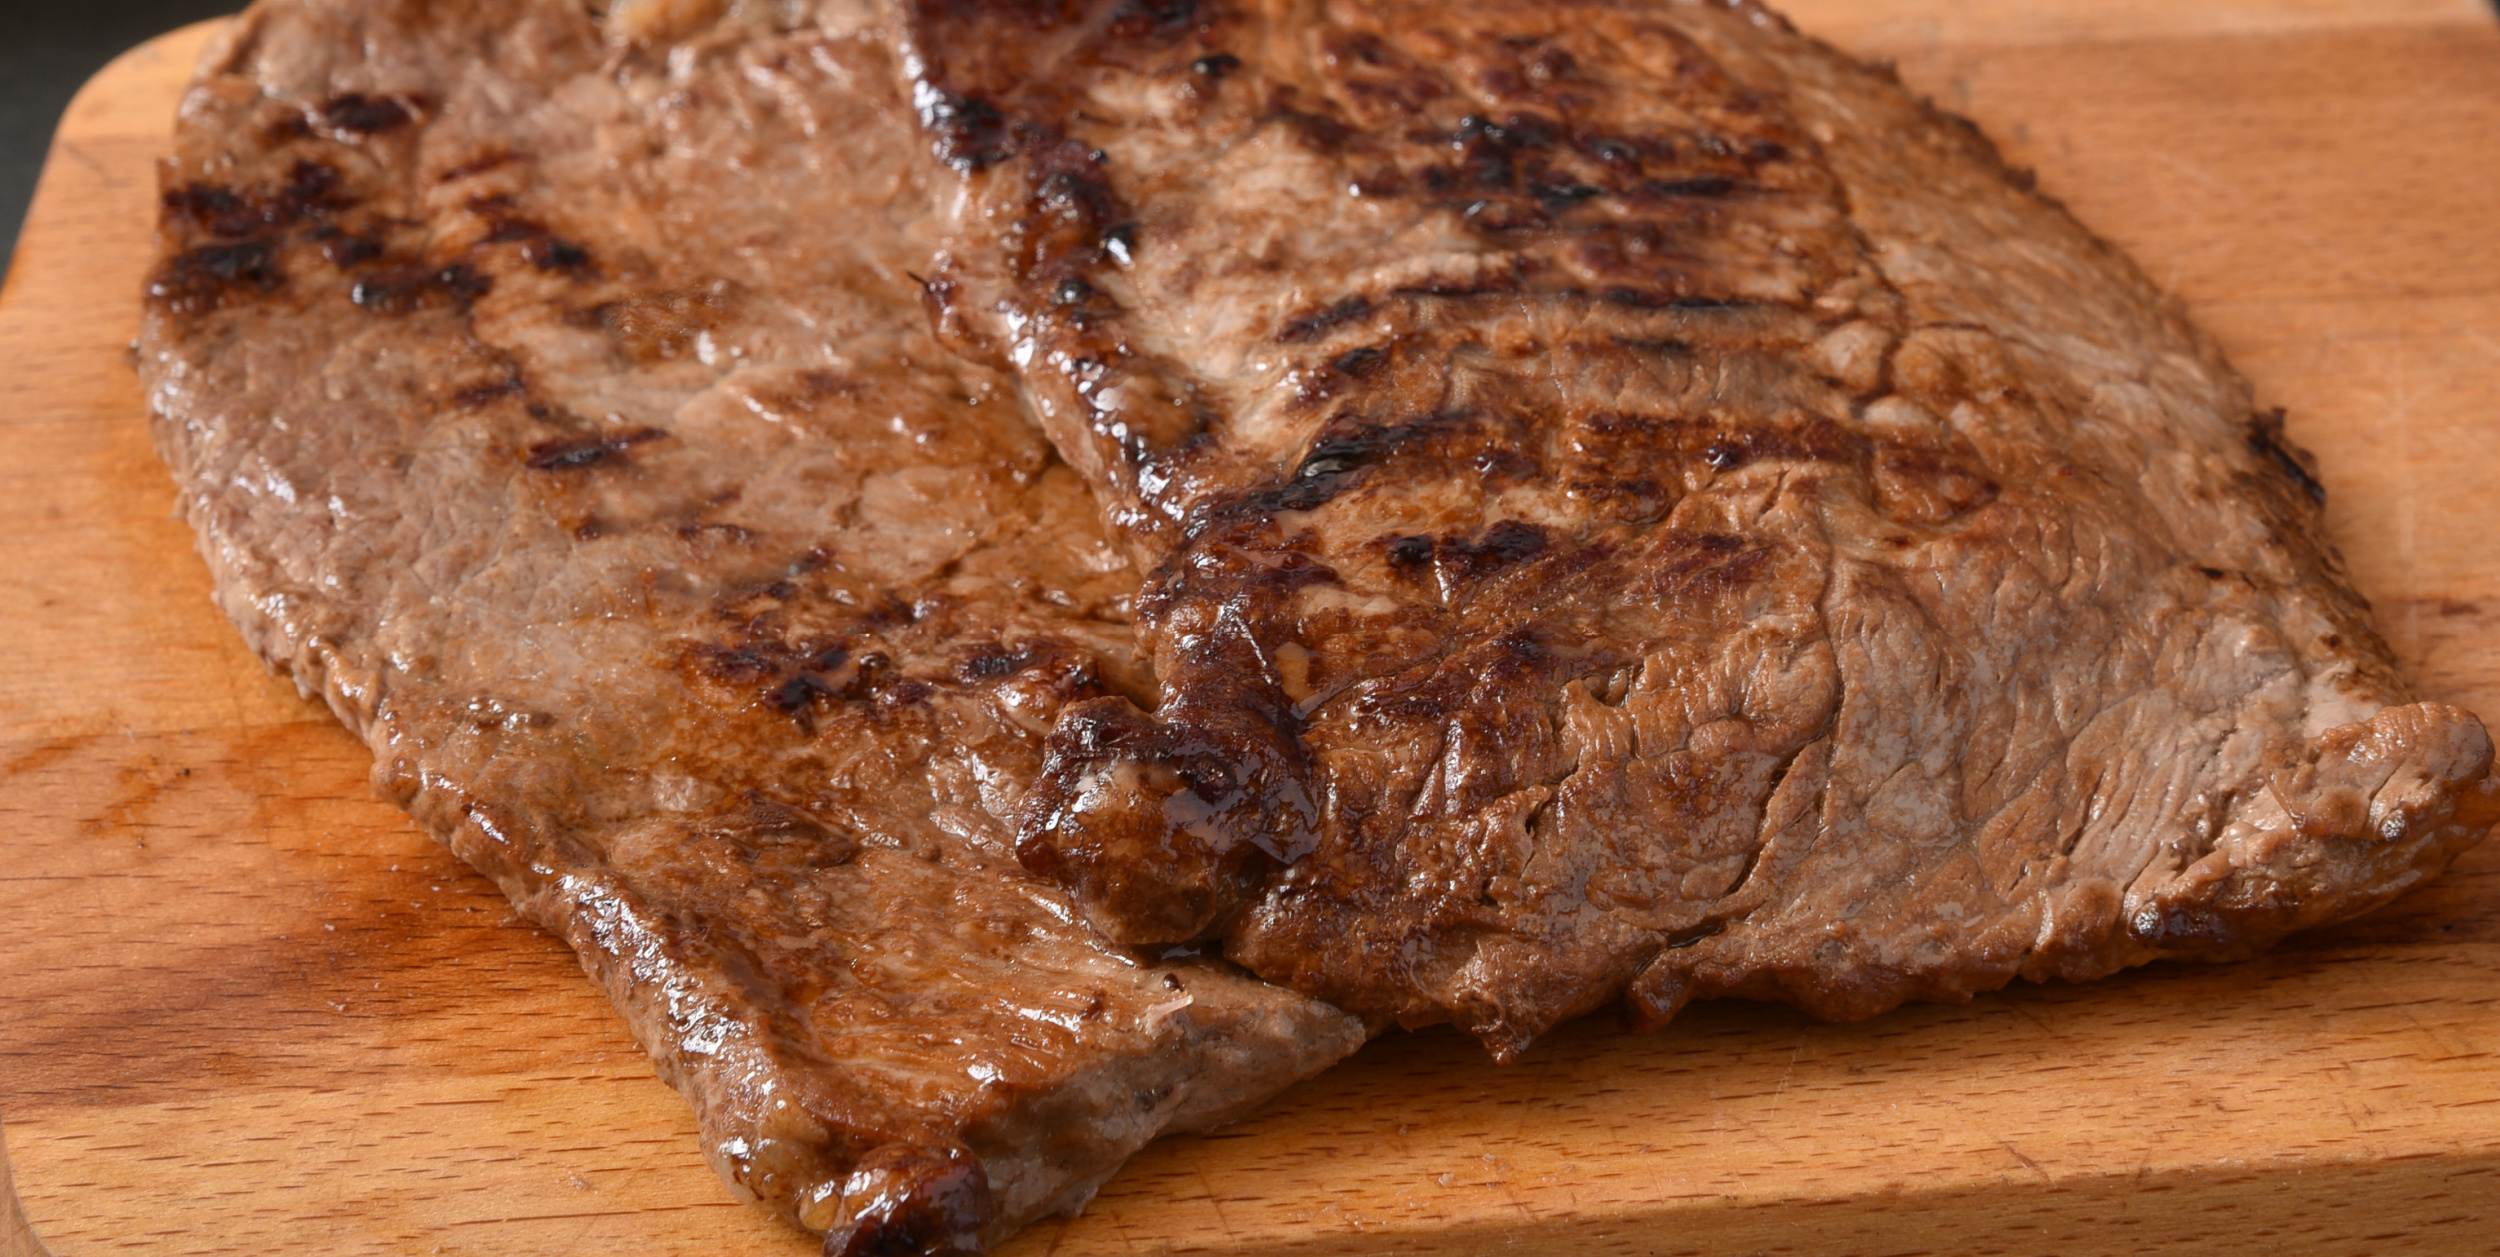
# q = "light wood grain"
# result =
<box><xmin>2</xmin><ymin>1119</ymin><xmax>45</xmax><ymax>1257</ymax></box>
<box><xmin>5</xmin><ymin>4</ymin><xmax>2499</xmax><ymax>1253</ymax></box>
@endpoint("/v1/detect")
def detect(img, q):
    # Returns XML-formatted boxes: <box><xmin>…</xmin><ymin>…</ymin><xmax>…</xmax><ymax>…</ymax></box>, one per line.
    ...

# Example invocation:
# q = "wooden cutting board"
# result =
<box><xmin>6</xmin><ymin>3</ymin><xmax>2500</xmax><ymax>1253</ymax></box>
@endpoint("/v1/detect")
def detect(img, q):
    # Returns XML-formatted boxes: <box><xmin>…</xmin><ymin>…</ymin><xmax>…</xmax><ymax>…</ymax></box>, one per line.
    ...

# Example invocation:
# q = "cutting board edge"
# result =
<box><xmin>9</xmin><ymin>9</ymin><xmax>2500</xmax><ymax>1256</ymax></box>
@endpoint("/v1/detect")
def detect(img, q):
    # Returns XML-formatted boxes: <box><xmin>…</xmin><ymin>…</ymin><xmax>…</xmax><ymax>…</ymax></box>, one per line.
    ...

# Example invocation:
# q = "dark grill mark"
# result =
<box><xmin>2247</xmin><ymin>408</ymin><xmax>2328</xmax><ymax>504</ymax></box>
<box><xmin>916</xmin><ymin>90</ymin><xmax>1013</xmax><ymax>172</ymax></box>
<box><xmin>520</xmin><ymin>237</ymin><xmax>592</xmax><ymax>272</ymax></box>
<box><xmin>771</xmin><ymin>675</ymin><xmax>835</xmax><ymax>713</ymax></box>
<box><xmin>1438</xmin><ymin>519</ymin><xmax>1551</xmax><ymax>583</ymax></box>
<box><xmin>1585</xmin><ymin>137</ymin><xmax>1647</xmax><ymax>166</ymax></box>
<box><xmin>473</xmin><ymin>204</ymin><xmax>595</xmax><ymax>273</ymax></box>
<box><xmin>686</xmin><ymin>635</ymin><xmax>904</xmax><ymax>728</ymax></box>
<box><xmin>1601</xmin><ymin>288</ymin><xmax>1747</xmax><ymax>311</ymax></box>
<box><xmin>1455</xmin><ymin>113</ymin><xmax>1558</xmax><ymax>151</ymax></box>
<box><xmin>1261</xmin><ymin>438</ymin><xmax>1373</xmax><ymax>513</ymax></box>
<box><xmin>958</xmin><ymin>646</ymin><xmax>1041</xmax><ymax>682</ymax></box>
<box><xmin>451</xmin><ymin>377</ymin><xmax>524</xmax><ymax>408</ymax></box>
<box><xmin>525</xmin><ymin>427</ymin><xmax>669</xmax><ymax>471</ymax></box>
<box><xmin>1253</xmin><ymin>412</ymin><xmax>1468</xmax><ymax>514</ymax></box>
<box><xmin>1037</xmin><ymin>161</ymin><xmax>1116</xmax><ymax>227</ymax></box>
<box><xmin>163</xmin><ymin>160</ymin><xmax>353</xmax><ymax>239</ymax></box>
<box><xmin>1533</xmin><ymin>182</ymin><xmax>1605</xmax><ymax>205</ymax></box>
<box><xmin>1278</xmin><ymin>296</ymin><xmax>1373</xmax><ymax>343</ymax></box>
<box><xmin>1391</xmin><ymin>274</ymin><xmax>1520</xmax><ymax>299</ymax></box>
<box><xmin>695</xmin><ymin>647</ymin><xmax>778</xmax><ymax>683</ymax></box>
<box><xmin>1696</xmin><ymin>420</ymin><xmax>1868</xmax><ymax>474</ymax></box>
<box><xmin>1100</xmin><ymin>221</ymin><xmax>1138</xmax><ymax>264</ymax></box>
<box><xmin>1641</xmin><ymin>175</ymin><xmax>1738</xmax><ymax>198</ymax></box>
<box><xmin>704</xmin><ymin>799</ymin><xmax>856</xmax><ymax>869</ymax></box>
<box><xmin>1264</xmin><ymin>109</ymin><xmax>1353</xmax><ymax>151</ymax></box>
<box><xmin>311</xmin><ymin>229</ymin><xmax>383</xmax><ymax>268</ymax></box>
<box><xmin>438</xmin><ymin>151</ymin><xmax>517</xmax><ymax>182</ymax></box>
<box><xmin>351</xmin><ymin>263</ymin><xmax>492</xmax><ymax>314</ymax></box>
<box><xmin>1190</xmin><ymin>53</ymin><xmax>1240</xmax><ymax>77</ymax></box>
<box><xmin>1297</xmin><ymin>448</ymin><xmax>1362</xmax><ymax>480</ymax></box>
<box><xmin>149</xmin><ymin>240</ymin><xmax>283</xmax><ymax>314</ymax></box>
<box><xmin>1329</xmin><ymin>346</ymin><xmax>1386</xmax><ymax>377</ymax></box>
<box><xmin>1105</xmin><ymin>0</ymin><xmax>1200</xmax><ymax>39</ymax></box>
<box><xmin>320</xmin><ymin>92</ymin><xmax>416</xmax><ymax>135</ymax></box>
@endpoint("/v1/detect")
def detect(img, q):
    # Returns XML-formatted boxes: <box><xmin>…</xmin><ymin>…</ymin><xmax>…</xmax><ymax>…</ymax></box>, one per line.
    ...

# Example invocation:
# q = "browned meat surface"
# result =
<box><xmin>137</xmin><ymin>0</ymin><xmax>1362</xmax><ymax>1250</ymax></box>
<box><xmin>896</xmin><ymin>0</ymin><xmax>2500</xmax><ymax>1060</ymax></box>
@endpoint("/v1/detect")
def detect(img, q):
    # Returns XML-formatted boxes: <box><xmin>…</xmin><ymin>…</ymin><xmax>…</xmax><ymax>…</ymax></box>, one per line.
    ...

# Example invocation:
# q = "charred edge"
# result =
<box><xmin>351</xmin><ymin>263</ymin><xmax>493</xmax><ymax>314</ymax></box>
<box><xmin>820</xmin><ymin>1145</ymin><xmax>994</xmax><ymax>1257</ymax></box>
<box><xmin>2247</xmin><ymin>408</ymin><xmax>2327</xmax><ymax>505</ymax></box>
<box><xmin>320</xmin><ymin>92</ymin><xmax>417</xmax><ymax>135</ymax></box>
<box><xmin>525</xmin><ymin>427</ymin><xmax>669</xmax><ymax>471</ymax></box>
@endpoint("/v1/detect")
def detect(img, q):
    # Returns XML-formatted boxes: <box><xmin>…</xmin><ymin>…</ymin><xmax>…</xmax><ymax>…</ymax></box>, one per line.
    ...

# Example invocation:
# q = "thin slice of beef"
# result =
<box><xmin>892</xmin><ymin>0</ymin><xmax>2500</xmax><ymax>1059</ymax></box>
<box><xmin>138</xmin><ymin>1</ymin><xmax>1362</xmax><ymax>1249</ymax></box>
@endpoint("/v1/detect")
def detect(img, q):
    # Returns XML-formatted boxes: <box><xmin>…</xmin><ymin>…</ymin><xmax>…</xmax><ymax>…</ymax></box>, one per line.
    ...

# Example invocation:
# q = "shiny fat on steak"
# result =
<box><xmin>137</xmin><ymin>0</ymin><xmax>1362</xmax><ymax>1251</ymax></box>
<box><xmin>893</xmin><ymin>0</ymin><xmax>2500</xmax><ymax>1060</ymax></box>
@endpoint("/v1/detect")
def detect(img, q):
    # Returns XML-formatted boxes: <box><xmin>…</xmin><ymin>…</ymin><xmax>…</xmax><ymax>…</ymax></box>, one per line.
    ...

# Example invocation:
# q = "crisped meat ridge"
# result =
<box><xmin>892</xmin><ymin>0</ymin><xmax>2500</xmax><ymax>1059</ymax></box>
<box><xmin>138</xmin><ymin>0</ymin><xmax>1361</xmax><ymax>1250</ymax></box>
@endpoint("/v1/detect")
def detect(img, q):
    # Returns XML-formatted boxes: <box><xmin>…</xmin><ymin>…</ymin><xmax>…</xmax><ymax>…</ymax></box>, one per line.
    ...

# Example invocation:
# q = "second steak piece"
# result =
<box><xmin>896</xmin><ymin>0</ymin><xmax>2499</xmax><ymax>1059</ymax></box>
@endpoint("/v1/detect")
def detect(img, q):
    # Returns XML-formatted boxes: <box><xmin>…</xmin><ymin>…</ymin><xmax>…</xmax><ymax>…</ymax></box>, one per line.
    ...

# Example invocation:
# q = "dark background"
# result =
<box><xmin>1</xmin><ymin>0</ymin><xmax>241</xmax><ymax>281</ymax></box>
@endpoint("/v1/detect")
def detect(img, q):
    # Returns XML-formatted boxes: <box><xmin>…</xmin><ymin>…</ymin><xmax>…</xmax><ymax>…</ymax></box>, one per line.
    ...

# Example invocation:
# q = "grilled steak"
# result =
<box><xmin>138</xmin><ymin>0</ymin><xmax>1362</xmax><ymax>1249</ymax></box>
<box><xmin>896</xmin><ymin>0</ymin><xmax>2500</xmax><ymax>1059</ymax></box>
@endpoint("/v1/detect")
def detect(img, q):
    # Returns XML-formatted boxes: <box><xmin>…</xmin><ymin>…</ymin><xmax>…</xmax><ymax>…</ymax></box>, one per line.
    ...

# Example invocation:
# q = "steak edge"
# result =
<box><xmin>137</xmin><ymin>0</ymin><xmax>1362</xmax><ymax>1248</ymax></box>
<box><xmin>893</xmin><ymin>0</ymin><xmax>2500</xmax><ymax>1058</ymax></box>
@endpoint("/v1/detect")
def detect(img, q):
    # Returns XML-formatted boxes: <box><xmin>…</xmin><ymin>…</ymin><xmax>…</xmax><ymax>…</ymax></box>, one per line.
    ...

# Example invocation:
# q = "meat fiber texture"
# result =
<box><xmin>896</xmin><ymin>0</ymin><xmax>2500</xmax><ymax>1061</ymax></box>
<box><xmin>140</xmin><ymin>0</ymin><xmax>2500</xmax><ymax>1252</ymax></box>
<box><xmin>135</xmin><ymin>0</ymin><xmax>1362</xmax><ymax>1251</ymax></box>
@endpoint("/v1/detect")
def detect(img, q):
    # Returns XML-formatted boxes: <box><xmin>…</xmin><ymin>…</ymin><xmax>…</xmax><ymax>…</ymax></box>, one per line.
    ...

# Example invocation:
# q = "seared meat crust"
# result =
<box><xmin>139</xmin><ymin>0</ymin><xmax>1361</xmax><ymax>1248</ymax></box>
<box><xmin>894</xmin><ymin>0</ymin><xmax>2500</xmax><ymax>1058</ymax></box>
